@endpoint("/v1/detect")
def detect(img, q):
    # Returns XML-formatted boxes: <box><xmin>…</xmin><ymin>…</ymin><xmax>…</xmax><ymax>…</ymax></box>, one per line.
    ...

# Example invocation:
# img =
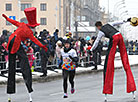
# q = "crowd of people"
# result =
<box><xmin>126</xmin><ymin>40</ymin><xmax>138</xmax><ymax>55</ymax></box>
<box><xmin>0</xmin><ymin>29</ymin><xmax>103</xmax><ymax>76</ymax></box>
<box><xmin>0</xmin><ymin>7</ymin><xmax>137</xmax><ymax>102</ymax></box>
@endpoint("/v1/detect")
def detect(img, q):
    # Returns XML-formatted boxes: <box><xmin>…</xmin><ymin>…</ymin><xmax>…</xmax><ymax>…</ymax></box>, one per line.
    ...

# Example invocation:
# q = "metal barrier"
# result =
<box><xmin>0</xmin><ymin>51</ymin><xmax>100</xmax><ymax>73</ymax></box>
<box><xmin>34</xmin><ymin>52</ymin><xmax>58</xmax><ymax>69</ymax></box>
<box><xmin>0</xmin><ymin>54</ymin><xmax>8</xmax><ymax>72</ymax></box>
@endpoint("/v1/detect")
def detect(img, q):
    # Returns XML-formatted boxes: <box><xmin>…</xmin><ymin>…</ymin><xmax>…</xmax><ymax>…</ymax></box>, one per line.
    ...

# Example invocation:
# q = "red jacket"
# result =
<box><xmin>5</xmin><ymin>17</ymin><xmax>47</xmax><ymax>54</ymax></box>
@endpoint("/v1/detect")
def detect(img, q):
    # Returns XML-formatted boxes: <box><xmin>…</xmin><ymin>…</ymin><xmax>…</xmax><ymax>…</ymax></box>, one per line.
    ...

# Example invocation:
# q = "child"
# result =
<box><xmin>26</xmin><ymin>41</ymin><xmax>36</xmax><ymax>69</ymax></box>
<box><xmin>56</xmin><ymin>41</ymin><xmax>62</xmax><ymax>69</ymax></box>
<box><xmin>60</xmin><ymin>40</ymin><xmax>79</xmax><ymax>98</ymax></box>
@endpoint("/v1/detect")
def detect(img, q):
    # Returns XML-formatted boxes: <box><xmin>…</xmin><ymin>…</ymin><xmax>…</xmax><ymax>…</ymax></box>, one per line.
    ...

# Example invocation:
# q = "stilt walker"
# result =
<box><xmin>2</xmin><ymin>7</ymin><xmax>48</xmax><ymax>102</ymax></box>
<box><xmin>90</xmin><ymin>21</ymin><xmax>136</xmax><ymax>101</ymax></box>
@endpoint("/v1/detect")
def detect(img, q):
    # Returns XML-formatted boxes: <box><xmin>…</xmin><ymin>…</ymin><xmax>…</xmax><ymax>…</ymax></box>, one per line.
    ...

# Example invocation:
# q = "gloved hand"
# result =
<box><xmin>2</xmin><ymin>14</ymin><xmax>8</xmax><ymax>19</ymax></box>
<box><xmin>69</xmin><ymin>55</ymin><xmax>73</xmax><ymax>60</ymax></box>
<box><xmin>69</xmin><ymin>55</ymin><xmax>79</xmax><ymax>62</ymax></box>
<box><xmin>123</xmin><ymin>18</ymin><xmax>131</xmax><ymax>23</ymax></box>
<box><xmin>127</xmin><ymin>18</ymin><xmax>131</xmax><ymax>22</ymax></box>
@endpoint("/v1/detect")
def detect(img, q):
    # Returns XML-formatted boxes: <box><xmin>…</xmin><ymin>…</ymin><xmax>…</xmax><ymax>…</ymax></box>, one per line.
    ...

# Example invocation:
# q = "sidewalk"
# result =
<box><xmin>0</xmin><ymin>52</ymin><xmax>138</xmax><ymax>84</ymax></box>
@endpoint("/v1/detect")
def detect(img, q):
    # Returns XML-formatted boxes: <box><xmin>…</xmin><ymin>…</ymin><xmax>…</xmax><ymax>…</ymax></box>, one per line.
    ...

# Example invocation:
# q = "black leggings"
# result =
<box><xmin>62</xmin><ymin>69</ymin><xmax>75</xmax><ymax>93</ymax></box>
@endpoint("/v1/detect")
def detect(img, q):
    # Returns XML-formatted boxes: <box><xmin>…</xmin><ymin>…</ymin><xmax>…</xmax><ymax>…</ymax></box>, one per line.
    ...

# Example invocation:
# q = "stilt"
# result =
<box><xmin>132</xmin><ymin>91</ymin><xmax>135</xmax><ymax>99</ymax></box>
<box><xmin>104</xmin><ymin>94</ymin><xmax>107</xmax><ymax>102</ymax></box>
<box><xmin>29</xmin><ymin>93</ymin><xmax>32</xmax><ymax>102</ymax></box>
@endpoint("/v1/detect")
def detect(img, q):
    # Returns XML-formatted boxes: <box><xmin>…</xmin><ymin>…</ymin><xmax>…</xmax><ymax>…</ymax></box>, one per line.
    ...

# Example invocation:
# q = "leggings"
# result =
<box><xmin>62</xmin><ymin>69</ymin><xmax>75</xmax><ymax>93</ymax></box>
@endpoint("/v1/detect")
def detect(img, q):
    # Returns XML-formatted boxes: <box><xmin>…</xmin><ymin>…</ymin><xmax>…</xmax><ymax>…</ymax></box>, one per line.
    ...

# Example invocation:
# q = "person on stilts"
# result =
<box><xmin>90</xmin><ymin>20</ymin><xmax>136</xmax><ymax>101</ymax></box>
<box><xmin>2</xmin><ymin>7</ymin><xmax>48</xmax><ymax>102</ymax></box>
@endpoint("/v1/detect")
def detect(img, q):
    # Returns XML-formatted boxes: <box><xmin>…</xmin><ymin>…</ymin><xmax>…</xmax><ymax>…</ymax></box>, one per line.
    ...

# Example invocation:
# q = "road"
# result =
<box><xmin>0</xmin><ymin>66</ymin><xmax>138</xmax><ymax>102</ymax></box>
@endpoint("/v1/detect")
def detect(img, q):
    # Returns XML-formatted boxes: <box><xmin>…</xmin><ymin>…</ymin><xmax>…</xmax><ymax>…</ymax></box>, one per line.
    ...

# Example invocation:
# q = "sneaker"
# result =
<box><xmin>40</xmin><ymin>74</ymin><xmax>47</xmax><ymax>77</ymax></box>
<box><xmin>63</xmin><ymin>93</ymin><xmax>68</xmax><ymax>98</ymax></box>
<box><xmin>71</xmin><ymin>88</ymin><xmax>75</xmax><ymax>94</ymax></box>
<box><xmin>8</xmin><ymin>98</ymin><xmax>11</xmax><ymax>102</ymax></box>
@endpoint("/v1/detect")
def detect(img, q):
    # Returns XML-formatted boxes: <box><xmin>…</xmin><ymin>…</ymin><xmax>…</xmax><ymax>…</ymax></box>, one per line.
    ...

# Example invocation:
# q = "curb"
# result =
<box><xmin>0</xmin><ymin>64</ymin><xmax>138</xmax><ymax>85</ymax></box>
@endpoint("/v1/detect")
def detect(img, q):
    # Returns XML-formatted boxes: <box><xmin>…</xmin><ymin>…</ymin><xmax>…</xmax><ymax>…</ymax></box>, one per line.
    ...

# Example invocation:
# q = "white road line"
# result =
<box><xmin>50</xmin><ymin>92</ymin><xmax>63</xmax><ymax>96</ymax></box>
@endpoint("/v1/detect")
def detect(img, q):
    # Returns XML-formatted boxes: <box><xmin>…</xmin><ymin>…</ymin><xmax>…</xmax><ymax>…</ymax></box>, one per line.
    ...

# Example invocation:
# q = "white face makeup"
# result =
<box><xmin>30</xmin><ymin>27</ymin><xmax>36</xmax><ymax>34</ymax></box>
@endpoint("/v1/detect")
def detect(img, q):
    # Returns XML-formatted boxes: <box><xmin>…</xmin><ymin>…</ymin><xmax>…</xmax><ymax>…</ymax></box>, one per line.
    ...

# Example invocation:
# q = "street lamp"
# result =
<box><xmin>113</xmin><ymin>0</ymin><xmax>125</xmax><ymax>17</ymax></box>
<box><xmin>55</xmin><ymin>5</ymin><xmax>58</xmax><ymax>29</ymax></box>
<box><xmin>120</xmin><ymin>13</ymin><xmax>128</xmax><ymax>20</ymax></box>
<box><xmin>114</xmin><ymin>0</ymin><xmax>125</xmax><ymax>7</ymax></box>
<box><xmin>18</xmin><ymin>0</ymin><xmax>21</xmax><ymax>21</ymax></box>
<box><xmin>114</xmin><ymin>2</ymin><xmax>125</xmax><ymax>16</ymax></box>
<box><xmin>120</xmin><ymin>10</ymin><xmax>128</xmax><ymax>17</ymax></box>
<box><xmin>116</xmin><ymin>5</ymin><xmax>126</xmax><ymax>17</ymax></box>
<box><xmin>108</xmin><ymin>0</ymin><xmax>109</xmax><ymax>21</ymax></box>
<box><xmin>59</xmin><ymin>0</ymin><xmax>61</xmax><ymax>36</ymax></box>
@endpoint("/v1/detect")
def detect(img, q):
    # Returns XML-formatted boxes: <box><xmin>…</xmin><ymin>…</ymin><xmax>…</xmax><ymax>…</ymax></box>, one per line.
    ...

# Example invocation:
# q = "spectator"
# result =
<box><xmin>53</xmin><ymin>29</ymin><xmax>59</xmax><ymax>43</ymax></box>
<box><xmin>0</xmin><ymin>42</ymin><xmax>8</xmax><ymax>72</ymax></box>
<box><xmin>39</xmin><ymin>30</ymin><xmax>50</xmax><ymax>77</ymax></box>
<box><xmin>26</xmin><ymin>41</ymin><xmax>36</xmax><ymax>69</ymax></box>
<box><xmin>56</xmin><ymin>41</ymin><xmax>63</xmax><ymax>69</ymax></box>
<box><xmin>2</xmin><ymin>41</ymin><xmax>8</xmax><ymax>62</ymax></box>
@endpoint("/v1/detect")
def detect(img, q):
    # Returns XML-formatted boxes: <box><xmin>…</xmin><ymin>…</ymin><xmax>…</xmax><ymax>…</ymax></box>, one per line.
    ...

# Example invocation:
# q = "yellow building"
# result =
<box><xmin>0</xmin><ymin>0</ymin><xmax>64</xmax><ymax>36</ymax></box>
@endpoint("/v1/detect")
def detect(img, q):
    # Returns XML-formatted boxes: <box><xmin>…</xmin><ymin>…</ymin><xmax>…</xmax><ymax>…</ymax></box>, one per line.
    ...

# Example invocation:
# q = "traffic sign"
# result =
<box><xmin>9</xmin><ymin>16</ymin><xmax>16</xmax><ymax>20</ymax></box>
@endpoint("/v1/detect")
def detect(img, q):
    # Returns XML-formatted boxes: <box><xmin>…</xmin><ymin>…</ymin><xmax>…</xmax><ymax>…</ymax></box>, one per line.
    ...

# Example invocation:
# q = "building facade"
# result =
<box><xmin>0</xmin><ymin>0</ymin><xmax>64</xmax><ymax>36</ymax></box>
<box><xmin>81</xmin><ymin>0</ymin><xmax>102</xmax><ymax>26</ymax></box>
<box><xmin>0</xmin><ymin>0</ymin><xmax>103</xmax><ymax>37</ymax></box>
<box><xmin>63</xmin><ymin>0</ymin><xmax>102</xmax><ymax>37</ymax></box>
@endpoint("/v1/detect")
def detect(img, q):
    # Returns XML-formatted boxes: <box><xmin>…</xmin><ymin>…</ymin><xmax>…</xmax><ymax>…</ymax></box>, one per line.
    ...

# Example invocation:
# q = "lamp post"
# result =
<box><xmin>108</xmin><ymin>0</ymin><xmax>110</xmax><ymax>21</ymax></box>
<box><xmin>18</xmin><ymin>0</ymin><xmax>21</xmax><ymax>21</ymax></box>
<box><xmin>114</xmin><ymin>0</ymin><xmax>125</xmax><ymax>7</ymax></box>
<box><xmin>55</xmin><ymin>5</ymin><xmax>58</xmax><ymax>29</ymax></box>
<box><xmin>116</xmin><ymin>5</ymin><xmax>126</xmax><ymax>17</ymax></box>
<box><xmin>59</xmin><ymin>0</ymin><xmax>61</xmax><ymax>36</ymax></box>
<box><xmin>120</xmin><ymin>13</ymin><xmax>128</xmax><ymax>20</ymax></box>
<box><xmin>119</xmin><ymin>10</ymin><xmax>128</xmax><ymax>17</ymax></box>
<box><xmin>113</xmin><ymin>0</ymin><xmax>125</xmax><ymax>17</ymax></box>
<box><xmin>70</xmin><ymin>0</ymin><xmax>75</xmax><ymax>35</ymax></box>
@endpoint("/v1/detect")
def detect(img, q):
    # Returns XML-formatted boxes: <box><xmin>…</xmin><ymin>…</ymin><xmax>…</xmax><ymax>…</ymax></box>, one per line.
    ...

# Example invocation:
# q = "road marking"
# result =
<box><xmin>50</xmin><ymin>92</ymin><xmax>63</xmax><ymax>96</ymax></box>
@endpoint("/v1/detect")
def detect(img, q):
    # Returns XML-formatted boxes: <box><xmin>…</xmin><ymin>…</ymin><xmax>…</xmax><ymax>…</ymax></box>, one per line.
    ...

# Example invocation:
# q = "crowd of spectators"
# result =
<box><xmin>0</xmin><ymin>29</ymin><xmax>103</xmax><ymax>76</ymax></box>
<box><xmin>126</xmin><ymin>40</ymin><xmax>138</xmax><ymax>55</ymax></box>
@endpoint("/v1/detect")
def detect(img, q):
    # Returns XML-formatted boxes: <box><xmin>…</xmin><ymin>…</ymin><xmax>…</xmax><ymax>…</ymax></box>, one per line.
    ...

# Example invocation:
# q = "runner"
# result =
<box><xmin>60</xmin><ymin>39</ymin><xmax>79</xmax><ymax>98</ymax></box>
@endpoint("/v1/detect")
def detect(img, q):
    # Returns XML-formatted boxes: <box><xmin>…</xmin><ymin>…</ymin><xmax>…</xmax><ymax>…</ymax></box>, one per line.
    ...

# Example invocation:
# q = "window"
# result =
<box><xmin>21</xmin><ymin>3</ymin><xmax>31</xmax><ymax>11</ymax></box>
<box><xmin>6</xmin><ymin>21</ymin><xmax>12</xmax><ymax>26</ymax></box>
<box><xmin>6</xmin><ymin>4</ymin><xmax>12</xmax><ymax>11</ymax></box>
<box><xmin>40</xmin><ymin>3</ymin><xmax>47</xmax><ymax>11</ymax></box>
<box><xmin>40</xmin><ymin>18</ymin><xmax>47</xmax><ymax>25</ymax></box>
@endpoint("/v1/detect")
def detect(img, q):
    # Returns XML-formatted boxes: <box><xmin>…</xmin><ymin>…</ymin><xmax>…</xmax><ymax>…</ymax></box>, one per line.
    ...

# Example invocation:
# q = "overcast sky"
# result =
<box><xmin>99</xmin><ymin>0</ymin><xmax>138</xmax><ymax>17</ymax></box>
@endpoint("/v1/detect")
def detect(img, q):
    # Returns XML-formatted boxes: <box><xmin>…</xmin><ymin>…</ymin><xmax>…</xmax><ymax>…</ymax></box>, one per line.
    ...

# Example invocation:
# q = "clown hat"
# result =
<box><xmin>24</xmin><ymin>7</ymin><xmax>40</xmax><ymax>27</ymax></box>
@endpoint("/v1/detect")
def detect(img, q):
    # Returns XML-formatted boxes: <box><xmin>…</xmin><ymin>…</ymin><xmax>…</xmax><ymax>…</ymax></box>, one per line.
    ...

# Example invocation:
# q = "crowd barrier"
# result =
<box><xmin>0</xmin><ymin>52</ymin><xmax>98</xmax><ymax>73</ymax></box>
